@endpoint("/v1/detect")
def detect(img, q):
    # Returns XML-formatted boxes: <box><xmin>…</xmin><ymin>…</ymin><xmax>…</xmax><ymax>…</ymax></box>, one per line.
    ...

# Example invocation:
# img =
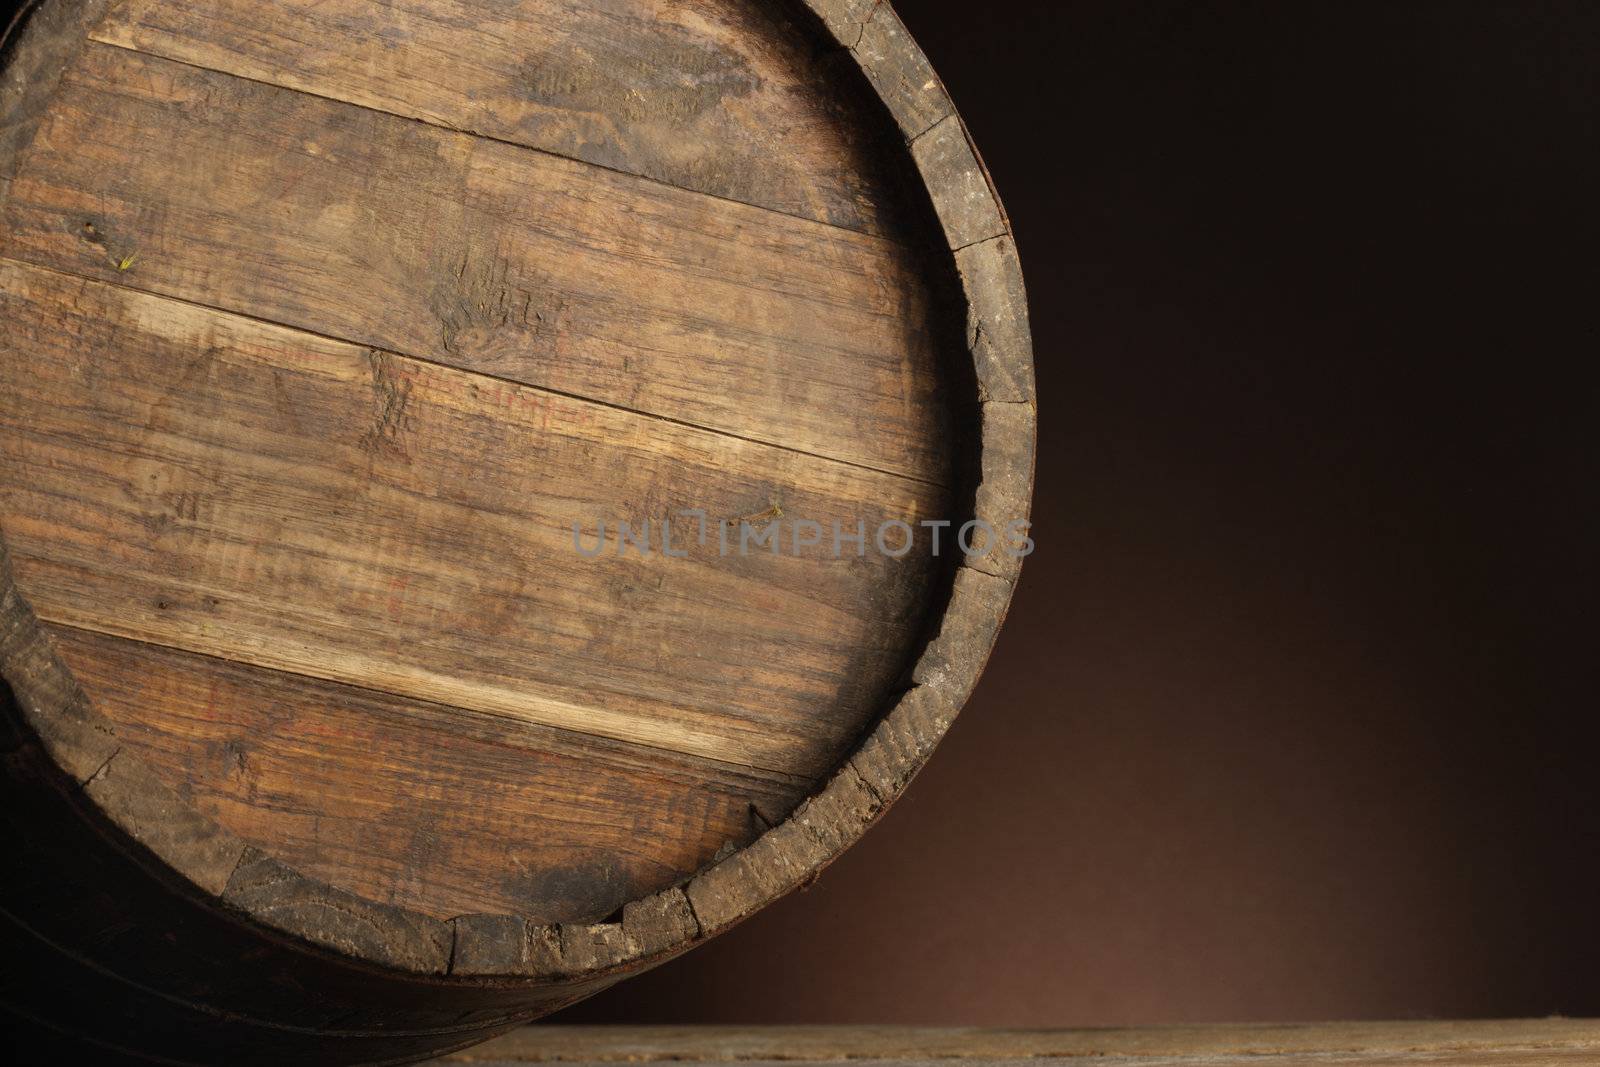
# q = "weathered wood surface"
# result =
<box><xmin>0</xmin><ymin>252</ymin><xmax>945</xmax><ymax>917</ymax></box>
<box><xmin>1</xmin><ymin>42</ymin><xmax>956</xmax><ymax>483</ymax></box>
<box><xmin>437</xmin><ymin>1022</ymin><xmax>1600</xmax><ymax>1065</ymax></box>
<box><xmin>0</xmin><ymin>693</ymin><xmax>619</xmax><ymax>1060</ymax></box>
<box><xmin>53</xmin><ymin>627</ymin><xmax>810</xmax><ymax>921</ymax></box>
<box><xmin>0</xmin><ymin>256</ymin><xmax>942</xmax><ymax>765</ymax></box>
<box><xmin>0</xmin><ymin>0</ymin><xmax>1035</xmax><ymax>1060</ymax></box>
<box><xmin>93</xmin><ymin>0</ymin><xmax>915</xmax><ymax>237</ymax></box>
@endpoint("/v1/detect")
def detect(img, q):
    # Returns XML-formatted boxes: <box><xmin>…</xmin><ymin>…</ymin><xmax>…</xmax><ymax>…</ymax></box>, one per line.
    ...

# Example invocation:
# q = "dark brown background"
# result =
<box><xmin>557</xmin><ymin>0</ymin><xmax>1600</xmax><ymax>1025</ymax></box>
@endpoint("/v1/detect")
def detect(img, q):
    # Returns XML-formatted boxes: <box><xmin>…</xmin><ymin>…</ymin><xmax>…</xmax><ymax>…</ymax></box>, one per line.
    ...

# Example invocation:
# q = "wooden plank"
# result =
<box><xmin>440</xmin><ymin>1050</ymin><xmax>1600</xmax><ymax>1066</ymax></box>
<box><xmin>0</xmin><ymin>42</ymin><xmax>955</xmax><ymax>484</ymax></box>
<box><xmin>0</xmin><ymin>1</ymin><xmax>111</xmax><ymax>188</ymax></box>
<box><xmin>854</xmin><ymin>3</ymin><xmax>955</xmax><ymax>141</ymax></box>
<box><xmin>436</xmin><ymin>1022</ymin><xmax>1600</xmax><ymax>1065</ymax></box>
<box><xmin>0</xmin><ymin>258</ymin><xmax>949</xmax><ymax>779</ymax></box>
<box><xmin>92</xmin><ymin>0</ymin><xmax>913</xmax><ymax>237</ymax></box>
<box><xmin>48</xmin><ymin>626</ymin><xmax>808</xmax><ymax>921</ymax></box>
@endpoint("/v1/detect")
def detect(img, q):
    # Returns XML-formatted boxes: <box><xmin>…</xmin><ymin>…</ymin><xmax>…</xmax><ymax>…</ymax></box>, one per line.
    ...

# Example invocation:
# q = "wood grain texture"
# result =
<box><xmin>0</xmin><ymin>252</ymin><xmax>944</xmax><ymax>920</ymax></box>
<box><xmin>0</xmin><ymin>0</ymin><xmax>1025</xmax><ymax>954</ymax></box>
<box><xmin>956</xmin><ymin>236</ymin><xmax>1035</xmax><ymax>406</ymax></box>
<box><xmin>0</xmin><ymin>258</ymin><xmax>947</xmax><ymax>778</ymax></box>
<box><xmin>443</xmin><ymin>1053</ymin><xmax>1600</xmax><ymax>1067</ymax></box>
<box><xmin>0</xmin><ymin>694</ymin><xmax>616</xmax><ymax>1044</ymax></box>
<box><xmin>92</xmin><ymin>0</ymin><xmax>915</xmax><ymax>237</ymax></box>
<box><xmin>438</xmin><ymin>1022</ymin><xmax>1600</xmax><ymax>1065</ymax></box>
<box><xmin>0</xmin><ymin>41</ymin><xmax>955</xmax><ymax>483</ymax></box>
<box><xmin>854</xmin><ymin>3</ymin><xmax>955</xmax><ymax>141</ymax></box>
<box><xmin>0</xmin><ymin>0</ymin><xmax>1036</xmax><ymax>1056</ymax></box>
<box><xmin>49</xmin><ymin>625</ymin><xmax>806</xmax><ymax>922</ymax></box>
<box><xmin>912</xmin><ymin>115</ymin><xmax>1010</xmax><ymax>252</ymax></box>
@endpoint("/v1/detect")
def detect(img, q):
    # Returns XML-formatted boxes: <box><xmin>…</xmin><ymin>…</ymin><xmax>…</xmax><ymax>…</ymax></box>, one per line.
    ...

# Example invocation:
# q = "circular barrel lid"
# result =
<box><xmin>0</xmin><ymin>0</ymin><xmax>1034</xmax><ymax>982</ymax></box>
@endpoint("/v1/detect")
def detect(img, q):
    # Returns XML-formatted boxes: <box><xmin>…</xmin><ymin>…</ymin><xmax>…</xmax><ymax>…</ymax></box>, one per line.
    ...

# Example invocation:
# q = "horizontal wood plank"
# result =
<box><xmin>0</xmin><ymin>258</ymin><xmax>949</xmax><ymax>778</ymax></box>
<box><xmin>94</xmin><ymin>0</ymin><xmax>913</xmax><ymax>237</ymax></box>
<box><xmin>48</xmin><ymin>626</ymin><xmax>806</xmax><ymax>921</ymax></box>
<box><xmin>436</xmin><ymin>1022</ymin><xmax>1600</xmax><ymax>1065</ymax></box>
<box><xmin>0</xmin><ymin>42</ymin><xmax>955</xmax><ymax>484</ymax></box>
<box><xmin>443</xmin><ymin>1049</ymin><xmax>1600</xmax><ymax>1066</ymax></box>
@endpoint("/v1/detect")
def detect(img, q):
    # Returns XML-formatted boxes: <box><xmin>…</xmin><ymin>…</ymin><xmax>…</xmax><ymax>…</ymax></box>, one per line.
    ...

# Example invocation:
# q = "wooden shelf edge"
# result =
<box><xmin>434</xmin><ymin>1021</ymin><xmax>1600</xmax><ymax>1066</ymax></box>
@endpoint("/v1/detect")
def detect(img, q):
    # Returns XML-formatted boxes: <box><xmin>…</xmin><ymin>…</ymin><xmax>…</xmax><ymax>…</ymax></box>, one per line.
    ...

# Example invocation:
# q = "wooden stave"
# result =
<box><xmin>0</xmin><ymin>0</ymin><xmax>1035</xmax><ymax>1058</ymax></box>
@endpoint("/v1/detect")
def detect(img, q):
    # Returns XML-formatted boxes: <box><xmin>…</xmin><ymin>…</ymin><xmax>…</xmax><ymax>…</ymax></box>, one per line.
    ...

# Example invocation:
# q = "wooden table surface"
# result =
<box><xmin>431</xmin><ymin>1022</ymin><xmax>1600</xmax><ymax>1066</ymax></box>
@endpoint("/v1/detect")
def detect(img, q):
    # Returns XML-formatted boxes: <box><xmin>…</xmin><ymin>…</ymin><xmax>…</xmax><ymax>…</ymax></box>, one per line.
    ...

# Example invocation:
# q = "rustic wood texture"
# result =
<box><xmin>0</xmin><ymin>2</ymin><xmax>107</xmax><ymax>194</ymax></box>
<box><xmin>438</xmin><ymin>1022</ymin><xmax>1600</xmax><ymax>1066</ymax></box>
<box><xmin>0</xmin><ymin>258</ymin><xmax>943</xmax><ymax>772</ymax></box>
<box><xmin>0</xmin><ymin>255</ymin><xmax>937</xmax><ymax>918</ymax></box>
<box><xmin>0</xmin><ymin>41</ymin><xmax>954</xmax><ymax>483</ymax></box>
<box><xmin>92</xmin><ymin>0</ymin><xmax>915</xmax><ymax>237</ymax></box>
<box><xmin>52</xmin><ymin>627</ymin><xmax>809</xmax><ymax>922</ymax></box>
<box><xmin>0</xmin><ymin>0</ymin><xmax>1036</xmax><ymax>1060</ymax></box>
<box><xmin>0</xmin><ymin>713</ymin><xmax>604</xmax><ymax>1062</ymax></box>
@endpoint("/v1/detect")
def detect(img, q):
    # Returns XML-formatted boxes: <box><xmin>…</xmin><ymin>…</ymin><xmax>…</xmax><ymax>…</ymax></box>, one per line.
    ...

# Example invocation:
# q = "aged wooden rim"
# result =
<box><xmin>0</xmin><ymin>0</ymin><xmax>1036</xmax><ymax>985</ymax></box>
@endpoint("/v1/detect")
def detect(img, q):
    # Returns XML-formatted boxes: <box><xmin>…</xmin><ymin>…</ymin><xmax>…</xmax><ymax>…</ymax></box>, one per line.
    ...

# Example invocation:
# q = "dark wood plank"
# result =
<box><xmin>0</xmin><ymin>694</ymin><xmax>613</xmax><ymax>1050</ymax></box>
<box><xmin>0</xmin><ymin>1</ymin><xmax>110</xmax><ymax>189</ymax></box>
<box><xmin>49</xmin><ymin>626</ymin><xmax>807</xmax><ymax>921</ymax></box>
<box><xmin>94</xmin><ymin>0</ymin><xmax>913</xmax><ymax>237</ymax></box>
<box><xmin>0</xmin><ymin>258</ymin><xmax>949</xmax><ymax>780</ymax></box>
<box><xmin>0</xmin><ymin>42</ymin><xmax>955</xmax><ymax>483</ymax></box>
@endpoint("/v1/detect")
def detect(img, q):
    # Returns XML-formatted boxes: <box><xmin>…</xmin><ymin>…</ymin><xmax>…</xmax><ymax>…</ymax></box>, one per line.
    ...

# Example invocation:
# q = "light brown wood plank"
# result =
<box><xmin>94</xmin><ymin>0</ymin><xmax>912</xmax><ymax>237</ymax></box>
<box><xmin>0</xmin><ymin>42</ymin><xmax>955</xmax><ymax>484</ymax></box>
<box><xmin>48</xmin><ymin>625</ymin><xmax>806</xmax><ymax>922</ymax></box>
<box><xmin>437</xmin><ymin>1022</ymin><xmax>1600</xmax><ymax>1065</ymax></box>
<box><xmin>0</xmin><ymin>258</ymin><xmax>950</xmax><ymax>776</ymax></box>
<box><xmin>443</xmin><ymin>1049</ymin><xmax>1600</xmax><ymax>1066</ymax></box>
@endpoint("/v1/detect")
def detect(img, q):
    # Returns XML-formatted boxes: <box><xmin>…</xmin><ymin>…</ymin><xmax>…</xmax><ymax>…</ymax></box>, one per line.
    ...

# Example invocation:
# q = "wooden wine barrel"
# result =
<box><xmin>0</xmin><ymin>0</ymin><xmax>1034</xmax><ymax>1062</ymax></box>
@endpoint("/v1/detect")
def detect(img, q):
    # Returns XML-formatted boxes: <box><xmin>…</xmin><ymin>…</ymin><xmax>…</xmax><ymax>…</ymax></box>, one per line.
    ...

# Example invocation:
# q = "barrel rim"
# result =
<box><xmin>0</xmin><ymin>0</ymin><xmax>1036</xmax><ymax>985</ymax></box>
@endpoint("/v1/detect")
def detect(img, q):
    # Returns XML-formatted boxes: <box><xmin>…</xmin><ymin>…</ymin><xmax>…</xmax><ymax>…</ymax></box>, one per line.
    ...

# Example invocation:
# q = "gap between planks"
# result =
<box><xmin>0</xmin><ymin>256</ymin><xmax>951</xmax><ymax>493</ymax></box>
<box><xmin>0</xmin><ymin>256</ymin><xmax>945</xmax><ymax>777</ymax></box>
<box><xmin>42</xmin><ymin>617</ymin><xmax>810</xmax><ymax>791</ymax></box>
<box><xmin>80</xmin><ymin>34</ymin><xmax>923</xmax><ymax>251</ymax></box>
<box><xmin>5</xmin><ymin>39</ymin><xmax>955</xmax><ymax>484</ymax></box>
